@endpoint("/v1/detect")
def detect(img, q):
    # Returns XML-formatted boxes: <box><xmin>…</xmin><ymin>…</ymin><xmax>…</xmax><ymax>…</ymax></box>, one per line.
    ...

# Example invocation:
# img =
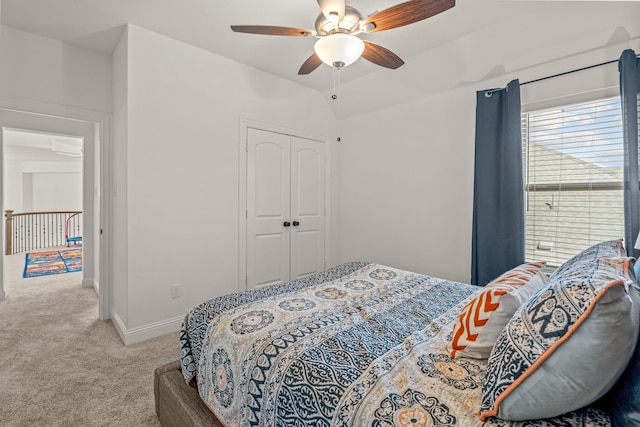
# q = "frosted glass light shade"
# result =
<box><xmin>314</xmin><ymin>34</ymin><xmax>364</xmax><ymax>68</ymax></box>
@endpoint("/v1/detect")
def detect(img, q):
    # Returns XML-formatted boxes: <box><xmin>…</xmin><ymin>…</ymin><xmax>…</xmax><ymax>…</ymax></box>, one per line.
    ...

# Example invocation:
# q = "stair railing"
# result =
<box><xmin>4</xmin><ymin>210</ymin><xmax>82</xmax><ymax>255</ymax></box>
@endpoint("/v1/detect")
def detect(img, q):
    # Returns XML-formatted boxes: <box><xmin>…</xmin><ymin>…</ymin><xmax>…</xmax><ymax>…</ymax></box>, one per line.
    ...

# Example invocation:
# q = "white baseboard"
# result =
<box><xmin>111</xmin><ymin>311</ymin><xmax>183</xmax><ymax>346</ymax></box>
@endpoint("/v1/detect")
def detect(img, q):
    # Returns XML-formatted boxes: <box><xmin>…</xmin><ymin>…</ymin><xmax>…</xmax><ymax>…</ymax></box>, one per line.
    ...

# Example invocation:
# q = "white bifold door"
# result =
<box><xmin>246</xmin><ymin>128</ymin><xmax>326</xmax><ymax>289</ymax></box>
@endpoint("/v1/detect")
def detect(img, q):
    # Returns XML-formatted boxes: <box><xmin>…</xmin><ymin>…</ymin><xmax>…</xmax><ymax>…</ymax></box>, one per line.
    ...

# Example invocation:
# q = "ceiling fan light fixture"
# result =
<box><xmin>320</xmin><ymin>20</ymin><xmax>337</xmax><ymax>33</ymax></box>
<box><xmin>338</xmin><ymin>17</ymin><xmax>359</xmax><ymax>32</ymax></box>
<box><xmin>314</xmin><ymin>33</ymin><xmax>364</xmax><ymax>69</ymax></box>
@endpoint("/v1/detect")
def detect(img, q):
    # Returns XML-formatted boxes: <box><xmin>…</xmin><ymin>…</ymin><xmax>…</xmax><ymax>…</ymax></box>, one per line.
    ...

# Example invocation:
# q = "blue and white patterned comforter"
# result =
<box><xmin>179</xmin><ymin>262</ymin><xmax>610</xmax><ymax>426</ymax></box>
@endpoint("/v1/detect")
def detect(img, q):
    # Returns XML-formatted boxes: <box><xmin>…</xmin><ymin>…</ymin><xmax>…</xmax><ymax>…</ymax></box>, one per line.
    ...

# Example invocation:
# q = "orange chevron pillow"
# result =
<box><xmin>448</xmin><ymin>262</ymin><xmax>548</xmax><ymax>359</ymax></box>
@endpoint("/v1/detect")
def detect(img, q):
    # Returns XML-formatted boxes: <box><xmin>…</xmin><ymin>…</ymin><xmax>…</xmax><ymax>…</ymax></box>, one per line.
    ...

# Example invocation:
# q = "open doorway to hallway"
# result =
<box><xmin>0</xmin><ymin>106</ymin><xmax>105</xmax><ymax>319</ymax></box>
<box><xmin>3</xmin><ymin>129</ymin><xmax>85</xmax><ymax>295</ymax></box>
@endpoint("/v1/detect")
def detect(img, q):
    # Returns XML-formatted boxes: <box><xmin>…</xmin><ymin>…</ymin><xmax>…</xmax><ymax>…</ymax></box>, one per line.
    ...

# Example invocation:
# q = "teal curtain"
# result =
<box><xmin>620</xmin><ymin>49</ymin><xmax>640</xmax><ymax>259</ymax></box>
<box><xmin>471</xmin><ymin>79</ymin><xmax>524</xmax><ymax>286</ymax></box>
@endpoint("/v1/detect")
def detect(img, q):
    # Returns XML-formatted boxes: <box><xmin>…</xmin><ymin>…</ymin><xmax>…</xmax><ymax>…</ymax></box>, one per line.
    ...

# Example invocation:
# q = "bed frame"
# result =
<box><xmin>154</xmin><ymin>361</ymin><xmax>223</xmax><ymax>427</ymax></box>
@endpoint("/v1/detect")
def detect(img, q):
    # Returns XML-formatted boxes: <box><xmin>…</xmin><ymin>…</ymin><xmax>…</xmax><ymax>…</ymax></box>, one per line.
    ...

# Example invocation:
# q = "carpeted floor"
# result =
<box><xmin>0</xmin><ymin>249</ymin><xmax>180</xmax><ymax>426</ymax></box>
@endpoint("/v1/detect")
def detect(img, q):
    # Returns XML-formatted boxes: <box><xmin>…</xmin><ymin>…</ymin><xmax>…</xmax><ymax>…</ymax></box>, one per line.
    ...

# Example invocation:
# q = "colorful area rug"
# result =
<box><xmin>23</xmin><ymin>249</ymin><xmax>82</xmax><ymax>278</ymax></box>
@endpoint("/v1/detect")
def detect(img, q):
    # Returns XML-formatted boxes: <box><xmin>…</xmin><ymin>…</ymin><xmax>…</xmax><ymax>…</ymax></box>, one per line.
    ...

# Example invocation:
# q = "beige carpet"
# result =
<box><xmin>0</xmin><ymin>249</ymin><xmax>180</xmax><ymax>426</ymax></box>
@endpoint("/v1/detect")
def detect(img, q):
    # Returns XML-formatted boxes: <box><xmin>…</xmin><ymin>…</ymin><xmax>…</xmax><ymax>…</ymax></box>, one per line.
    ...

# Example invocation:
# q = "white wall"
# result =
<box><xmin>336</xmin><ymin>33</ymin><xmax>640</xmax><ymax>284</ymax></box>
<box><xmin>22</xmin><ymin>172</ymin><xmax>31</xmax><ymax>211</ymax></box>
<box><xmin>0</xmin><ymin>25</ymin><xmax>112</xmax><ymax>113</ymax></box>
<box><xmin>3</xmin><ymin>158</ymin><xmax>21</xmax><ymax>210</ymax></box>
<box><xmin>337</xmin><ymin>89</ymin><xmax>475</xmax><ymax>283</ymax></box>
<box><xmin>112</xmin><ymin>25</ymin><xmax>337</xmax><ymax>340</ymax></box>
<box><xmin>31</xmin><ymin>172</ymin><xmax>82</xmax><ymax>211</ymax></box>
<box><xmin>4</xmin><ymin>160</ymin><xmax>82</xmax><ymax>212</ymax></box>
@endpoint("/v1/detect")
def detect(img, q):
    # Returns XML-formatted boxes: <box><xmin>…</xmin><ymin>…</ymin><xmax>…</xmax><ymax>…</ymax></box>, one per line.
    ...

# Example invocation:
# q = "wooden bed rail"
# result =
<box><xmin>4</xmin><ymin>210</ymin><xmax>82</xmax><ymax>255</ymax></box>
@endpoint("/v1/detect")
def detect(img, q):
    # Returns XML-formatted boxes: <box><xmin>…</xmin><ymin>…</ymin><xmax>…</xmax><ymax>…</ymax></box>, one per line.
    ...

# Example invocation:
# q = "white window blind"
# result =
<box><xmin>522</xmin><ymin>97</ymin><xmax>624</xmax><ymax>268</ymax></box>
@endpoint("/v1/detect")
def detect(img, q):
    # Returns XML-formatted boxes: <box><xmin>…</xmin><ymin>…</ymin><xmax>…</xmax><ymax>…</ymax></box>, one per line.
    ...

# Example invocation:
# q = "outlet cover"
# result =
<box><xmin>170</xmin><ymin>283</ymin><xmax>182</xmax><ymax>298</ymax></box>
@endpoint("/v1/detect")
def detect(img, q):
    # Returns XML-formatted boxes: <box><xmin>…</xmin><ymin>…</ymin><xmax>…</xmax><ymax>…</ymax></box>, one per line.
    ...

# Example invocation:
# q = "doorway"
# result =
<box><xmin>0</xmin><ymin>106</ymin><xmax>108</xmax><ymax>319</ymax></box>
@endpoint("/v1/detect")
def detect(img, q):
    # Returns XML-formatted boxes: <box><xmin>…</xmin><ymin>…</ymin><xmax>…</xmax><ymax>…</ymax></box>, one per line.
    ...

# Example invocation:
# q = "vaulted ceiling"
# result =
<box><xmin>2</xmin><ymin>0</ymin><xmax>639</xmax><ymax>117</ymax></box>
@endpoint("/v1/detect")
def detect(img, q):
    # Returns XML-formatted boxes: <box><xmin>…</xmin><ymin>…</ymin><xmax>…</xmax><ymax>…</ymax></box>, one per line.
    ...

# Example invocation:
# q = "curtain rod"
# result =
<box><xmin>519</xmin><ymin>58</ymin><xmax>619</xmax><ymax>86</ymax></box>
<box><xmin>484</xmin><ymin>53</ymin><xmax>639</xmax><ymax>96</ymax></box>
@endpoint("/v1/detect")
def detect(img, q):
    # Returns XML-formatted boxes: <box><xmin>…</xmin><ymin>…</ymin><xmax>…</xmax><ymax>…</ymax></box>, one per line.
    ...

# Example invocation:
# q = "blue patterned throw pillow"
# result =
<box><xmin>479</xmin><ymin>256</ymin><xmax>639</xmax><ymax>421</ymax></box>
<box><xmin>549</xmin><ymin>239</ymin><xmax>624</xmax><ymax>281</ymax></box>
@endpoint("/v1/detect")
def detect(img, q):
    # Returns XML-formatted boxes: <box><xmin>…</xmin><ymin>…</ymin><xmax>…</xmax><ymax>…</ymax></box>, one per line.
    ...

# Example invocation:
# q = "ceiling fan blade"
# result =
<box><xmin>231</xmin><ymin>25</ymin><xmax>315</xmax><ymax>37</ymax></box>
<box><xmin>362</xmin><ymin>41</ymin><xmax>404</xmax><ymax>69</ymax></box>
<box><xmin>317</xmin><ymin>0</ymin><xmax>345</xmax><ymax>21</ymax></box>
<box><xmin>363</xmin><ymin>0</ymin><xmax>455</xmax><ymax>33</ymax></box>
<box><xmin>298</xmin><ymin>53</ymin><xmax>324</xmax><ymax>75</ymax></box>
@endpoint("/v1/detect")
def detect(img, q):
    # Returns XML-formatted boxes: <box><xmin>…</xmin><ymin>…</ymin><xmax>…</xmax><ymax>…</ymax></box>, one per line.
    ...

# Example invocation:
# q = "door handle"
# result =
<box><xmin>292</xmin><ymin>221</ymin><xmax>300</xmax><ymax>227</ymax></box>
<box><xmin>283</xmin><ymin>221</ymin><xmax>291</xmax><ymax>227</ymax></box>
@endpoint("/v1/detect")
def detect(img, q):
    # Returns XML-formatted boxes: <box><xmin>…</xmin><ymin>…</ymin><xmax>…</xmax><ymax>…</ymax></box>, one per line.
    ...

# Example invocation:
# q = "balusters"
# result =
<box><xmin>4</xmin><ymin>211</ymin><xmax>82</xmax><ymax>255</ymax></box>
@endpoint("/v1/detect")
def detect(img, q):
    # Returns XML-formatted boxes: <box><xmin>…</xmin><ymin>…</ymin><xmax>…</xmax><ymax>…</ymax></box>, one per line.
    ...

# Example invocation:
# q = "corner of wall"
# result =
<box><xmin>111</xmin><ymin>22</ymin><xmax>130</xmax><ymax>330</ymax></box>
<box><xmin>82</xmin><ymin>277</ymin><xmax>96</xmax><ymax>289</ymax></box>
<box><xmin>111</xmin><ymin>311</ymin><xmax>128</xmax><ymax>344</ymax></box>
<box><xmin>111</xmin><ymin>311</ymin><xmax>183</xmax><ymax>346</ymax></box>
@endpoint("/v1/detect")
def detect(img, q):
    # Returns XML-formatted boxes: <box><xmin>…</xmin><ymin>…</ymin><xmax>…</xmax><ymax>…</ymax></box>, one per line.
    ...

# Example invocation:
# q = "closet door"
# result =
<box><xmin>246</xmin><ymin>128</ymin><xmax>326</xmax><ymax>289</ymax></box>
<box><xmin>246</xmin><ymin>128</ymin><xmax>291</xmax><ymax>289</ymax></box>
<box><xmin>290</xmin><ymin>136</ymin><xmax>325</xmax><ymax>280</ymax></box>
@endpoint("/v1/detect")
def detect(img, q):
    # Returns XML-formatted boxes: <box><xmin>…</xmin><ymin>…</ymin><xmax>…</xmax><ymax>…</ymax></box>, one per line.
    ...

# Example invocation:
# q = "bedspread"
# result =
<box><xmin>179</xmin><ymin>262</ymin><xmax>610</xmax><ymax>427</ymax></box>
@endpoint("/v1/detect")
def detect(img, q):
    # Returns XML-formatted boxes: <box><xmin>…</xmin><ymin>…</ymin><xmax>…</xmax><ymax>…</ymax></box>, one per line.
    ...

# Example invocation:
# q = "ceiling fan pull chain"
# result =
<box><xmin>333</xmin><ymin>67</ymin><xmax>342</xmax><ymax>142</ymax></box>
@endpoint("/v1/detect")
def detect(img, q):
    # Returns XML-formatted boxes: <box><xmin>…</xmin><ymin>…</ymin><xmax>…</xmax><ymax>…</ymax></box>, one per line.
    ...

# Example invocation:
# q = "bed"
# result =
<box><xmin>161</xmin><ymin>242</ymin><xmax>640</xmax><ymax>427</ymax></box>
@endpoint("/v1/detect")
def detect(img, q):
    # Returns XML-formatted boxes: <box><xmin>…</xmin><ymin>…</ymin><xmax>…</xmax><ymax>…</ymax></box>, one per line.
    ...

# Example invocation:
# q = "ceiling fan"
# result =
<box><xmin>231</xmin><ymin>0</ymin><xmax>455</xmax><ymax>75</ymax></box>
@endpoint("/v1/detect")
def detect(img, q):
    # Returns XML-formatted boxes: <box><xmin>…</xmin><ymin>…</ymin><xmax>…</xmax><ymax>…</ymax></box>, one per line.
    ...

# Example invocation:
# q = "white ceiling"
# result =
<box><xmin>0</xmin><ymin>0</ymin><xmax>516</xmax><ymax>92</ymax></box>
<box><xmin>1</xmin><ymin>0</ymin><xmax>639</xmax><ymax>116</ymax></box>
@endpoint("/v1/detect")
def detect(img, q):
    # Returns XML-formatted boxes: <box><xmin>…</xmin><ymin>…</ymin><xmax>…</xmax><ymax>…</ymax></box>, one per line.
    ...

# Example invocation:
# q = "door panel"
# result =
<box><xmin>290</xmin><ymin>137</ymin><xmax>325</xmax><ymax>280</ymax></box>
<box><xmin>254</xmin><ymin>234</ymin><xmax>289</xmax><ymax>288</ymax></box>
<box><xmin>256</xmin><ymin>144</ymin><xmax>286</xmax><ymax>217</ymax></box>
<box><xmin>293</xmin><ymin>230</ymin><xmax>321</xmax><ymax>278</ymax></box>
<box><xmin>296</xmin><ymin>150</ymin><xmax>320</xmax><ymax>215</ymax></box>
<box><xmin>246</xmin><ymin>128</ymin><xmax>291</xmax><ymax>289</ymax></box>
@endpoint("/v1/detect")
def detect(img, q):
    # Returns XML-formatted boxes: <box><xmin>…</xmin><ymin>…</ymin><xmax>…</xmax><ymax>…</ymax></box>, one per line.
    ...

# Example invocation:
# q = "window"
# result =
<box><xmin>522</xmin><ymin>97</ymin><xmax>624</xmax><ymax>269</ymax></box>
